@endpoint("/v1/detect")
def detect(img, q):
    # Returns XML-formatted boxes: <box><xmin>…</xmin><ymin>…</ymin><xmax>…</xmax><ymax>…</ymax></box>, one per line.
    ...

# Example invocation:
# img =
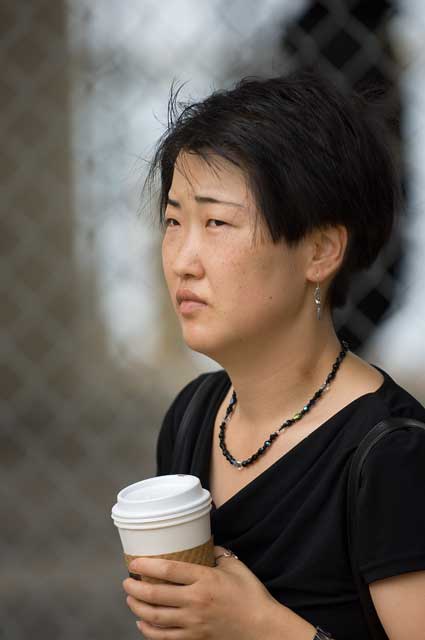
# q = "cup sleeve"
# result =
<box><xmin>356</xmin><ymin>427</ymin><xmax>425</xmax><ymax>584</ymax></box>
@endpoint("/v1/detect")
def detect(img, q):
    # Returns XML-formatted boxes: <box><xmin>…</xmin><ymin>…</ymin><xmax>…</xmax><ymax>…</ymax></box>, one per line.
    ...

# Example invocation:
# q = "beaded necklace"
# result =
<box><xmin>219</xmin><ymin>340</ymin><xmax>349</xmax><ymax>469</ymax></box>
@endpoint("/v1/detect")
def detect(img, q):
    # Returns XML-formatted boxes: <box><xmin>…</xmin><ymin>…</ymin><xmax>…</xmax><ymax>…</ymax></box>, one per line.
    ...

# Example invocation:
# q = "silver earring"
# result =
<box><xmin>314</xmin><ymin>283</ymin><xmax>321</xmax><ymax>320</ymax></box>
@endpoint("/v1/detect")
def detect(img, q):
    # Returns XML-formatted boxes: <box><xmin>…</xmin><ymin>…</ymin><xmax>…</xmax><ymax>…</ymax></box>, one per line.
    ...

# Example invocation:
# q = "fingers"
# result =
<box><xmin>214</xmin><ymin>545</ymin><xmax>228</xmax><ymax>555</ymax></box>
<box><xmin>126</xmin><ymin>594</ymin><xmax>184</xmax><ymax>630</ymax></box>
<box><xmin>214</xmin><ymin>545</ymin><xmax>239</xmax><ymax>565</ymax></box>
<box><xmin>123</xmin><ymin>578</ymin><xmax>190</xmax><ymax>608</ymax></box>
<box><xmin>128</xmin><ymin>557</ymin><xmax>207</xmax><ymax>586</ymax></box>
<box><xmin>135</xmin><ymin>618</ymin><xmax>183</xmax><ymax>639</ymax></box>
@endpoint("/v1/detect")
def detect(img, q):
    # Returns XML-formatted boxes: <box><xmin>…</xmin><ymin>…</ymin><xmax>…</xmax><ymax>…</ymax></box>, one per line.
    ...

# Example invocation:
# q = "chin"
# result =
<box><xmin>180</xmin><ymin>326</ymin><xmax>229</xmax><ymax>361</ymax></box>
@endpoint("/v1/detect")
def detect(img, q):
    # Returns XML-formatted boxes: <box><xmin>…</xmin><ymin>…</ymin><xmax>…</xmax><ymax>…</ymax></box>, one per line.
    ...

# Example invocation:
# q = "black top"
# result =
<box><xmin>156</xmin><ymin>366</ymin><xmax>425</xmax><ymax>639</ymax></box>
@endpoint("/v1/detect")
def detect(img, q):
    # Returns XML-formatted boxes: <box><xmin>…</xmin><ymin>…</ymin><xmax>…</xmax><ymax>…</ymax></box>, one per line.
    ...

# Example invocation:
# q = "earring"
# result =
<box><xmin>314</xmin><ymin>283</ymin><xmax>321</xmax><ymax>320</ymax></box>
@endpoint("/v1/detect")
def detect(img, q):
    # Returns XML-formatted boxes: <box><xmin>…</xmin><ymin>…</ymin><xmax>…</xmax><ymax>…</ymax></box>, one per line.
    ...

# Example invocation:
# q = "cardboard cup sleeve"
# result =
<box><xmin>125</xmin><ymin>536</ymin><xmax>216</xmax><ymax>583</ymax></box>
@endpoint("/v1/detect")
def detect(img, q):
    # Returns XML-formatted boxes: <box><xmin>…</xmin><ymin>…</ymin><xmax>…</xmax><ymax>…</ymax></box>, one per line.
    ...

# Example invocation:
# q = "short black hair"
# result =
<box><xmin>146</xmin><ymin>71</ymin><xmax>400</xmax><ymax>309</ymax></box>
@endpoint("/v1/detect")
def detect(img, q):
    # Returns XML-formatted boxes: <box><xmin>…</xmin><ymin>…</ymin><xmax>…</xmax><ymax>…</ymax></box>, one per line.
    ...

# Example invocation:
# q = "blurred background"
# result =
<box><xmin>1</xmin><ymin>1</ymin><xmax>424</xmax><ymax>638</ymax></box>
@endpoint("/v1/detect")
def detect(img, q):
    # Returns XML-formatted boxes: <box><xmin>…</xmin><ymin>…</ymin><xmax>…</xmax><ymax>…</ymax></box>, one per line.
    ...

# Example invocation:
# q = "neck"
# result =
<box><xmin>216</xmin><ymin>314</ymin><xmax>344</xmax><ymax>432</ymax></box>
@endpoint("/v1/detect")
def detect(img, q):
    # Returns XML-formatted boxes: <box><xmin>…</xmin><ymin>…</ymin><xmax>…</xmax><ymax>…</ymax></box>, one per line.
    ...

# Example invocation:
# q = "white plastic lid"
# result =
<box><xmin>111</xmin><ymin>474</ymin><xmax>211</xmax><ymax>524</ymax></box>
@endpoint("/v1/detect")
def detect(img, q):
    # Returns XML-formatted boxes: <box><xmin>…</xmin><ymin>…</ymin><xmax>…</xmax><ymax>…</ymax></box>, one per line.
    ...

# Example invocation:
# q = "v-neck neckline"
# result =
<box><xmin>200</xmin><ymin>365</ymin><xmax>390</xmax><ymax>513</ymax></box>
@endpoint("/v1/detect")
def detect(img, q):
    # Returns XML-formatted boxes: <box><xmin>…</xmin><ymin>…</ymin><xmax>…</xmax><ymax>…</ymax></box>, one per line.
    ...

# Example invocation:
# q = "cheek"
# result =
<box><xmin>225</xmin><ymin>250</ymin><xmax>300</xmax><ymax>318</ymax></box>
<box><xmin>217</xmin><ymin>253</ymin><xmax>276</xmax><ymax>309</ymax></box>
<box><xmin>161</xmin><ymin>238</ymin><xmax>174</xmax><ymax>282</ymax></box>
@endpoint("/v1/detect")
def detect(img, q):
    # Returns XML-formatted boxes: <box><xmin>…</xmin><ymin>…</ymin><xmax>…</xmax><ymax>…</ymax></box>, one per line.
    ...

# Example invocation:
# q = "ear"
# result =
<box><xmin>305</xmin><ymin>225</ymin><xmax>348</xmax><ymax>284</ymax></box>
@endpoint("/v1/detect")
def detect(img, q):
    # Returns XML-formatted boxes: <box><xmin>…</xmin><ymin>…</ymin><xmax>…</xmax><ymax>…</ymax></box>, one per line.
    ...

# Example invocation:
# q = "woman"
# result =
<box><xmin>123</xmin><ymin>73</ymin><xmax>425</xmax><ymax>639</ymax></box>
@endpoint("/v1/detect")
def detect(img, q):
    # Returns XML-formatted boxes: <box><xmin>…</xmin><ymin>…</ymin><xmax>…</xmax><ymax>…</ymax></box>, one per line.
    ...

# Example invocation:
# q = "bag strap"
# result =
<box><xmin>171</xmin><ymin>372</ymin><xmax>220</xmax><ymax>472</ymax></box>
<box><xmin>347</xmin><ymin>417</ymin><xmax>425</xmax><ymax>639</ymax></box>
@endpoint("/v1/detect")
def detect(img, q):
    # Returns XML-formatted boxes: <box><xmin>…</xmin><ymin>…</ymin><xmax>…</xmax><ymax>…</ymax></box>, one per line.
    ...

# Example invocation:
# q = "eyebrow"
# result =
<box><xmin>167</xmin><ymin>195</ymin><xmax>244</xmax><ymax>208</ymax></box>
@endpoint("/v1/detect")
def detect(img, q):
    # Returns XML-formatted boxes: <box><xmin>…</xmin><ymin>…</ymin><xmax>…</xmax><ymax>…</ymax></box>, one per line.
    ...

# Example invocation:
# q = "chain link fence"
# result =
<box><xmin>1</xmin><ymin>1</ymin><xmax>423</xmax><ymax>639</ymax></box>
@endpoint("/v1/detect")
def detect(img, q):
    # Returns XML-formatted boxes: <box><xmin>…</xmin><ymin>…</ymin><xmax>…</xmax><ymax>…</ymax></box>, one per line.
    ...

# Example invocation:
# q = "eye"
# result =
<box><xmin>207</xmin><ymin>219</ymin><xmax>227</xmax><ymax>227</ymax></box>
<box><xmin>164</xmin><ymin>217</ymin><xmax>179</xmax><ymax>227</ymax></box>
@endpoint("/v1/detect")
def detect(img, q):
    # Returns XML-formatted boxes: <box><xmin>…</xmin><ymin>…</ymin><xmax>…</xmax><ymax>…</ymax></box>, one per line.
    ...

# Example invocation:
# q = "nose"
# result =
<box><xmin>168</xmin><ymin>230</ymin><xmax>205</xmax><ymax>280</ymax></box>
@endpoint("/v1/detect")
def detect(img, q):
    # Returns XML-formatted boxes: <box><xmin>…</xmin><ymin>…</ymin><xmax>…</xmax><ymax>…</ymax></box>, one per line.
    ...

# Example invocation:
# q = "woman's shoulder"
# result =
<box><xmin>337</xmin><ymin>362</ymin><xmax>425</xmax><ymax>458</ymax></box>
<box><xmin>337</xmin><ymin>350</ymin><xmax>425</xmax><ymax>421</ymax></box>
<box><xmin>162</xmin><ymin>369</ymin><xmax>228</xmax><ymax>433</ymax></box>
<box><xmin>156</xmin><ymin>369</ymin><xmax>227</xmax><ymax>475</ymax></box>
<box><xmin>314</xmin><ymin>357</ymin><xmax>425</xmax><ymax>455</ymax></box>
<box><xmin>370</xmin><ymin>364</ymin><xmax>425</xmax><ymax>421</ymax></box>
<box><xmin>356</xmin><ymin>374</ymin><xmax>425</xmax><ymax>583</ymax></box>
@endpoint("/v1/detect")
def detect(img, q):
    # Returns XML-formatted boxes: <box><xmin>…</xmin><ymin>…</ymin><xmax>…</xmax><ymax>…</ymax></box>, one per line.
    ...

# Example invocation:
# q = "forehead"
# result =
<box><xmin>169</xmin><ymin>150</ymin><xmax>275</xmax><ymax>245</ymax></box>
<box><xmin>170</xmin><ymin>151</ymin><xmax>250</xmax><ymax>201</ymax></box>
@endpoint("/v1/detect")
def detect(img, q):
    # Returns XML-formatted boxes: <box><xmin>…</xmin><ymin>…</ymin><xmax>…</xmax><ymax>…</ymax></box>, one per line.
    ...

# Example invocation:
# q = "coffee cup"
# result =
<box><xmin>111</xmin><ymin>474</ymin><xmax>215</xmax><ymax>583</ymax></box>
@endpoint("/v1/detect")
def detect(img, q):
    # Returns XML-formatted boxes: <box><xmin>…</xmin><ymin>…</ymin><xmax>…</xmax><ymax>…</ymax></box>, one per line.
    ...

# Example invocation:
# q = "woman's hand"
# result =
<box><xmin>123</xmin><ymin>545</ymin><xmax>316</xmax><ymax>640</ymax></box>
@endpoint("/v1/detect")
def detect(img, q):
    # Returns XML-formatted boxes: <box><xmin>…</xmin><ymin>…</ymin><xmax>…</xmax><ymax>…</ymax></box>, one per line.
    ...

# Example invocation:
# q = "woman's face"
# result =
<box><xmin>161</xmin><ymin>151</ymin><xmax>311</xmax><ymax>361</ymax></box>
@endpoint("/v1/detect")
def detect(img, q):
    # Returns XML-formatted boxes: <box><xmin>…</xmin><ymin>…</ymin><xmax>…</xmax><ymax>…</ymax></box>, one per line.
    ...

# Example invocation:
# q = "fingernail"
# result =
<box><xmin>136</xmin><ymin>620</ymin><xmax>142</xmax><ymax>630</ymax></box>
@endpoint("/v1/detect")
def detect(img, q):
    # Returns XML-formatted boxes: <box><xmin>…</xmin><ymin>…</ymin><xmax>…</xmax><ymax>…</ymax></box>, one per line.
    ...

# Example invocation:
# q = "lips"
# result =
<box><xmin>176</xmin><ymin>288</ymin><xmax>207</xmax><ymax>306</ymax></box>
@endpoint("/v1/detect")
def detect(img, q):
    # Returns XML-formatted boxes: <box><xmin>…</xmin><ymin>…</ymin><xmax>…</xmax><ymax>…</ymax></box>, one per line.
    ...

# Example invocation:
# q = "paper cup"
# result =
<box><xmin>111</xmin><ymin>474</ymin><xmax>215</xmax><ymax>583</ymax></box>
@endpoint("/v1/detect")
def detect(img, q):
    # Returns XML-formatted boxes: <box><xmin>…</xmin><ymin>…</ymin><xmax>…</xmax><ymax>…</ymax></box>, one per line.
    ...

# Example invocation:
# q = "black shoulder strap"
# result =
<box><xmin>171</xmin><ymin>372</ymin><xmax>220</xmax><ymax>472</ymax></box>
<box><xmin>347</xmin><ymin>417</ymin><xmax>425</xmax><ymax>639</ymax></box>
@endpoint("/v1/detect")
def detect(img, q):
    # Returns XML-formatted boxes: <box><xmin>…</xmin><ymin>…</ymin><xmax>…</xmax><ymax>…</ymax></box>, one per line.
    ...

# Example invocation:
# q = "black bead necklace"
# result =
<box><xmin>219</xmin><ymin>340</ymin><xmax>349</xmax><ymax>470</ymax></box>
